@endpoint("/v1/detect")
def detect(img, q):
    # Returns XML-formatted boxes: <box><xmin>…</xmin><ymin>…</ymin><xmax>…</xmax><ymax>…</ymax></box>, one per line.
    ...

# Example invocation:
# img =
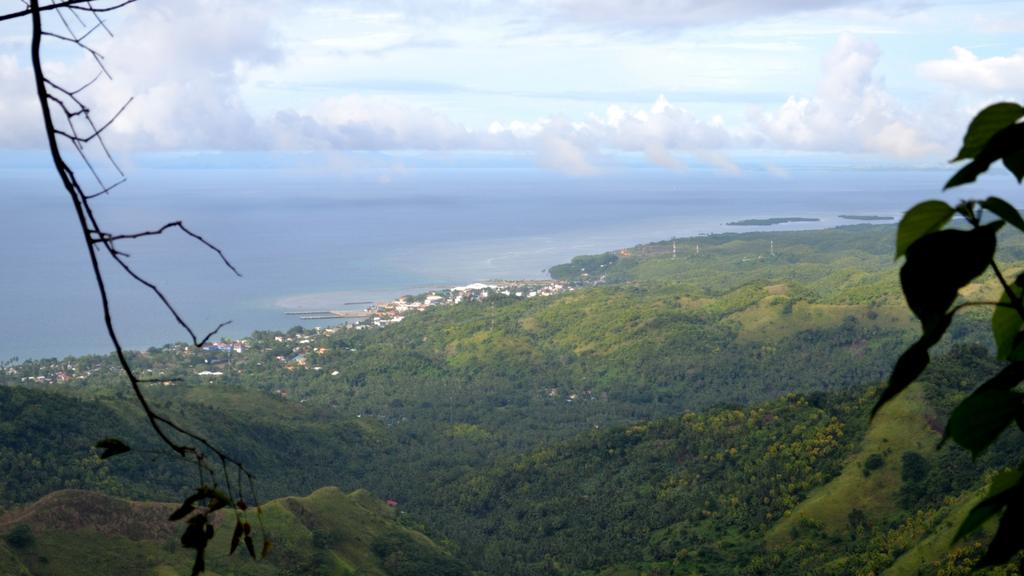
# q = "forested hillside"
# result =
<box><xmin>2</xmin><ymin>223</ymin><xmax>1021</xmax><ymax>575</ymax></box>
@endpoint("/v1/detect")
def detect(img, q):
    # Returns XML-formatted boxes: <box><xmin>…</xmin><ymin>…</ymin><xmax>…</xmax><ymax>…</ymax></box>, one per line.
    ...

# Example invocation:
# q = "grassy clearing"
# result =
<box><xmin>767</xmin><ymin>385</ymin><xmax>939</xmax><ymax>545</ymax></box>
<box><xmin>1</xmin><ymin>487</ymin><xmax>461</xmax><ymax>576</ymax></box>
<box><xmin>728</xmin><ymin>295</ymin><xmax>914</xmax><ymax>344</ymax></box>
<box><xmin>883</xmin><ymin>488</ymin><xmax>985</xmax><ymax>576</ymax></box>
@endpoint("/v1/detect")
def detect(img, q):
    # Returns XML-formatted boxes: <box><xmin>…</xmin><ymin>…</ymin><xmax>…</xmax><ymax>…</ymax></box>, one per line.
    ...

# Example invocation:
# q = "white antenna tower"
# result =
<box><xmin>672</xmin><ymin>240</ymin><xmax>677</xmax><ymax>259</ymax></box>
<box><xmin>770</xmin><ymin>240</ymin><xmax>775</xmax><ymax>257</ymax></box>
<box><xmin>695</xmin><ymin>243</ymin><xmax>700</xmax><ymax>256</ymax></box>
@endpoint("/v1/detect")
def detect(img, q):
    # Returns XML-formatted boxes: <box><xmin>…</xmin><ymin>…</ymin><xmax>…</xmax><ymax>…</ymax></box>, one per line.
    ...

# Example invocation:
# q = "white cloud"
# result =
<box><xmin>271</xmin><ymin>95</ymin><xmax>475</xmax><ymax>150</ymax></box>
<box><xmin>530</xmin><ymin>0</ymin><xmax>875</xmax><ymax>30</ymax></box>
<box><xmin>643</xmin><ymin>145</ymin><xmax>685</xmax><ymax>170</ymax></box>
<box><xmin>332</xmin><ymin>0</ymin><xmax>889</xmax><ymax>32</ymax></box>
<box><xmin>488</xmin><ymin>119</ymin><xmax>544</xmax><ymax>139</ymax></box>
<box><xmin>265</xmin><ymin>94</ymin><xmax>735</xmax><ymax>174</ymax></box>
<box><xmin>82</xmin><ymin>0</ymin><xmax>282</xmax><ymax>150</ymax></box>
<box><xmin>498</xmin><ymin>95</ymin><xmax>734</xmax><ymax>171</ymax></box>
<box><xmin>537</xmin><ymin>134</ymin><xmax>596</xmax><ymax>175</ymax></box>
<box><xmin>0</xmin><ymin>54</ymin><xmax>42</xmax><ymax>148</ymax></box>
<box><xmin>597</xmin><ymin>95</ymin><xmax>733</xmax><ymax>151</ymax></box>
<box><xmin>918</xmin><ymin>46</ymin><xmax>1024</xmax><ymax>93</ymax></box>
<box><xmin>694</xmin><ymin>150</ymin><xmax>741</xmax><ymax>175</ymax></box>
<box><xmin>753</xmin><ymin>33</ymin><xmax>937</xmax><ymax>157</ymax></box>
<box><xmin>0</xmin><ymin>0</ymin><xmax>955</xmax><ymax>175</ymax></box>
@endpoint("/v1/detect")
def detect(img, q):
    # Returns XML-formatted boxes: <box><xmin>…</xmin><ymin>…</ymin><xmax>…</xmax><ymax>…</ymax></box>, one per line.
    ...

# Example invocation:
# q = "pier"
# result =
<box><xmin>285</xmin><ymin>310</ymin><xmax>371</xmax><ymax>320</ymax></box>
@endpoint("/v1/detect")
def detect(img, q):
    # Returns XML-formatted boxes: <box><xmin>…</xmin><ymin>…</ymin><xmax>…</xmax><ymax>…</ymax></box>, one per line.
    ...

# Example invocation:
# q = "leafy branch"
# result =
<box><xmin>875</xmin><ymin>102</ymin><xmax>1024</xmax><ymax>570</ymax></box>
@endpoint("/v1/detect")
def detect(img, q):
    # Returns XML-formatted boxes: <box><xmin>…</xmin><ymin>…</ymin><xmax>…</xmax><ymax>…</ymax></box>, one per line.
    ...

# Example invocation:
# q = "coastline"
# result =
<box><xmin>273</xmin><ymin>213</ymin><xmax>900</xmax><ymax>325</ymax></box>
<box><xmin>6</xmin><ymin>214</ymin><xmax>900</xmax><ymax>361</ymax></box>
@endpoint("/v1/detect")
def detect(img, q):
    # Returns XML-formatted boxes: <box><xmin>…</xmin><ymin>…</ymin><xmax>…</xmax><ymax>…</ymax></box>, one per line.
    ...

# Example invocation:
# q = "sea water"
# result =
<box><xmin>0</xmin><ymin>153</ymin><xmax>1008</xmax><ymax>360</ymax></box>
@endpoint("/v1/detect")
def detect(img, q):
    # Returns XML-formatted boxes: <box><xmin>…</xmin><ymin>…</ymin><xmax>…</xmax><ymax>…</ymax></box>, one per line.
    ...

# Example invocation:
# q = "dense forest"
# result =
<box><xmin>2</xmin><ymin>222</ymin><xmax>1022</xmax><ymax>575</ymax></box>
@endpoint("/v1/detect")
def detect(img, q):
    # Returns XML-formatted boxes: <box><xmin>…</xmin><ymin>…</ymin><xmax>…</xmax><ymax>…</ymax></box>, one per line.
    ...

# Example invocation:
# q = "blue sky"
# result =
<box><xmin>1</xmin><ymin>0</ymin><xmax>1022</xmax><ymax>177</ymax></box>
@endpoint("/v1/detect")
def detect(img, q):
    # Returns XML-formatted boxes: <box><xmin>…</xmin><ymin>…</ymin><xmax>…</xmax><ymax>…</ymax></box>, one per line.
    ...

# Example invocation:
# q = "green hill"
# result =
<box><xmin>767</xmin><ymin>385</ymin><xmax>938</xmax><ymax>545</ymax></box>
<box><xmin>0</xmin><ymin>487</ymin><xmax>468</xmax><ymax>576</ymax></box>
<box><xmin>3</xmin><ymin>223</ymin><xmax>1023</xmax><ymax>574</ymax></box>
<box><xmin>408</xmin><ymin>348</ymin><xmax>1021</xmax><ymax>575</ymax></box>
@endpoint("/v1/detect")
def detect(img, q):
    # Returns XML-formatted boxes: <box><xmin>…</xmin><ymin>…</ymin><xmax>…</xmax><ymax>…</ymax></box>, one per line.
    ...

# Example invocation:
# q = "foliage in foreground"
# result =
<box><xmin>877</xmin><ymin>102</ymin><xmax>1024</xmax><ymax>569</ymax></box>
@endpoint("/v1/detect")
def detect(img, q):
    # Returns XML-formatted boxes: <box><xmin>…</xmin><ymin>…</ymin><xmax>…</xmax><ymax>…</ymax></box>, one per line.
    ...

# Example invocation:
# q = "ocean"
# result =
<box><xmin>0</xmin><ymin>154</ymin><xmax>1005</xmax><ymax>360</ymax></box>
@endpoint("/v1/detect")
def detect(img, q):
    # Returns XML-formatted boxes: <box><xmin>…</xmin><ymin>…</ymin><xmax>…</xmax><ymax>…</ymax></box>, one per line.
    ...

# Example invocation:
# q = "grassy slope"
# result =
<box><xmin>767</xmin><ymin>385</ymin><xmax>939</xmax><ymax>544</ymax></box>
<box><xmin>0</xmin><ymin>487</ymin><xmax>465</xmax><ymax>576</ymax></box>
<box><xmin>762</xmin><ymin>377</ymin><xmax>1020</xmax><ymax>576</ymax></box>
<box><xmin>884</xmin><ymin>489</ymin><xmax>987</xmax><ymax>576</ymax></box>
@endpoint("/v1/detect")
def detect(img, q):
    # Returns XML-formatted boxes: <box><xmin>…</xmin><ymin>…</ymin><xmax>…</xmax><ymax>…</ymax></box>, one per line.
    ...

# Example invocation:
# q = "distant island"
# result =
<box><xmin>838</xmin><ymin>214</ymin><xmax>894</xmax><ymax>221</ymax></box>
<box><xmin>726</xmin><ymin>217</ymin><xmax>820</xmax><ymax>226</ymax></box>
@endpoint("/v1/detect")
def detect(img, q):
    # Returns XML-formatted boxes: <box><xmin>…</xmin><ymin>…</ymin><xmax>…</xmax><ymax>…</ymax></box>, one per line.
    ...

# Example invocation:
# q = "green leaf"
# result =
<box><xmin>955</xmin><ymin>497</ymin><xmax>1005</xmax><ymax>544</ymax></box>
<box><xmin>173</xmin><ymin>486</ymin><xmax>229</xmax><ymax>518</ymax></box>
<box><xmin>988</xmin><ymin>469</ymin><xmax>1023</xmax><ymax>496</ymax></box>
<box><xmin>180</xmin><ymin>516</ymin><xmax>208</xmax><ymax>550</ymax></box>
<box><xmin>992</xmin><ymin>285</ymin><xmax>1024</xmax><ymax>360</ymax></box>
<box><xmin>94</xmin><ymin>438</ymin><xmax>130</xmax><ymax>460</ymax></box>
<box><xmin>205</xmin><ymin>489</ymin><xmax>230</xmax><ymax>513</ymax></box>
<box><xmin>953</xmin><ymin>102</ymin><xmax>1024</xmax><ymax>161</ymax></box>
<box><xmin>895</xmin><ymin>201</ymin><xmax>955</xmax><ymax>259</ymax></box>
<box><xmin>942</xmin><ymin>390</ymin><xmax>1022</xmax><ymax>457</ymax></box>
<box><xmin>900</xmin><ymin>225</ymin><xmax>997</xmax><ymax>330</ymax></box>
<box><xmin>981</xmin><ymin>196</ymin><xmax>1024</xmax><ymax>233</ymax></box>
<box><xmin>229</xmin><ymin>519</ymin><xmax>243</xmax><ymax>555</ymax></box>
<box><xmin>975</xmin><ymin>500</ymin><xmax>1024</xmax><ymax>569</ymax></box>
<box><xmin>873</xmin><ymin>314</ymin><xmax>952</xmax><ymax>417</ymax></box>
<box><xmin>242</xmin><ymin>522</ymin><xmax>256</xmax><ymax>559</ymax></box>
<box><xmin>168</xmin><ymin>503</ymin><xmax>196</xmax><ymax>522</ymax></box>
<box><xmin>946</xmin><ymin>124</ymin><xmax>1024</xmax><ymax>189</ymax></box>
<box><xmin>953</xmin><ymin>470</ymin><xmax>1020</xmax><ymax>542</ymax></box>
<box><xmin>1004</xmin><ymin>148</ymin><xmax>1024</xmax><ymax>183</ymax></box>
<box><xmin>975</xmin><ymin>362</ymin><xmax>1024</xmax><ymax>395</ymax></box>
<box><xmin>875</xmin><ymin>348</ymin><xmax>927</xmax><ymax>417</ymax></box>
<box><xmin>190</xmin><ymin>551</ymin><xmax>205</xmax><ymax>576</ymax></box>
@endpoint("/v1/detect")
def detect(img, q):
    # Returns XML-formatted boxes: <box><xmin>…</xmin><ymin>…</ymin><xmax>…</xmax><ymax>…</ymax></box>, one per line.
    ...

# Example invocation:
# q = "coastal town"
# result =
<box><xmin>3</xmin><ymin>279</ymin><xmax>575</xmax><ymax>386</ymax></box>
<box><xmin>288</xmin><ymin>279</ymin><xmax>574</xmax><ymax>328</ymax></box>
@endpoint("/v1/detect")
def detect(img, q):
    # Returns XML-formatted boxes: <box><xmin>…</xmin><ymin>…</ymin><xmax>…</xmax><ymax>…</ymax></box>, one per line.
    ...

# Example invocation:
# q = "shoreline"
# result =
<box><xmin>7</xmin><ymin>216</ymin><xmax>900</xmax><ymax>361</ymax></box>
<box><xmin>276</xmin><ymin>215</ymin><xmax>900</xmax><ymax>324</ymax></box>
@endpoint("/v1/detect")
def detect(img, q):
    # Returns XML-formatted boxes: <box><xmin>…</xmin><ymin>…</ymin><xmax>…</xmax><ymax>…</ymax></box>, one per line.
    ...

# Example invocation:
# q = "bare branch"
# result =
<box><xmin>99</xmin><ymin>221</ymin><xmax>242</xmax><ymax>277</ymax></box>
<box><xmin>87</xmin><ymin>2</ymin><xmax>115</xmax><ymax>36</ymax></box>
<box><xmin>0</xmin><ymin>0</ymin><xmax>136</xmax><ymax>23</ymax></box>
<box><xmin>82</xmin><ymin>177</ymin><xmax>125</xmax><ymax>198</ymax></box>
<box><xmin>26</xmin><ymin>3</ymin><xmax>264</xmax><ymax>552</ymax></box>
<box><xmin>66</xmin><ymin>1</ymin><xmax>88</xmax><ymax>26</ymax></box>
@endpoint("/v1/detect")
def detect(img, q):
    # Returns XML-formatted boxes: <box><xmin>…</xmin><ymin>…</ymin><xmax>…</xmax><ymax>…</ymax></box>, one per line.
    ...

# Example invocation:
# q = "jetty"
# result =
<box><xmin>285</xmin><ymin>310</ymin><xmax>371</xmax><ymax>320</ymax></box>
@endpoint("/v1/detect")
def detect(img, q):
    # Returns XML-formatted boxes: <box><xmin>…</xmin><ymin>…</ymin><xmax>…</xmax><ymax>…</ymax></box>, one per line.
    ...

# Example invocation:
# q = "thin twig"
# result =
<box><xmin>0</xmin><ymin>0</ymin><xmax>136</xmax><ymax>23</ymax></box>
<box><xmin>26</xmin><ymin>0</ymin><xmax>259</xmax><ymax>510</ymax></box>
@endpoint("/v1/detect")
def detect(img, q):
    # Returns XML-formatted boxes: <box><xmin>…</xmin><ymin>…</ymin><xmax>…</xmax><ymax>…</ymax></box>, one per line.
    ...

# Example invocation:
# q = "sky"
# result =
<box><xmin>0</xmin><ymin>0</ymin><xmax>1022</xmax><ymax>177</ymax></box>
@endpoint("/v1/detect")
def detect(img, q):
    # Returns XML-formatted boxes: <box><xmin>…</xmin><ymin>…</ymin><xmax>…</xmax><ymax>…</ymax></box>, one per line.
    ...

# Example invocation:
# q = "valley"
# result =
<box><xmin>2</xmin><ymin>222</ymin><xmax>1021</xmax><ymax>575</ymax></box>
